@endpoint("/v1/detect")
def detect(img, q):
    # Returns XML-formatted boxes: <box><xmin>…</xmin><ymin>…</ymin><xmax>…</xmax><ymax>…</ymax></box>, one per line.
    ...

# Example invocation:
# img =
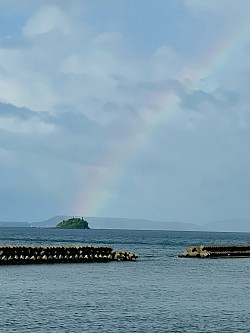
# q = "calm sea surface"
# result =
<box><xmin>0</xmin><ymin>227</ymin><xmax>249</xmax><ymax>333</ymax></box>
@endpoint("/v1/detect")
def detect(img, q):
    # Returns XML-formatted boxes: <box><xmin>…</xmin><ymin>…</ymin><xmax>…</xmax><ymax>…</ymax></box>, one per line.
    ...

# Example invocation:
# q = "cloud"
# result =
<box><xmin>185</xmin><ymin>0</ymin><xmax>250</xmax><ymax>19</ymax></box>
<box><xmin>0</xmin><ymin>3</ymin><xmax>187</xmax><ymax>115</ymax></box>
<box><xmin>22</xmin><ymin>5</ymin><xmax>70</xmax><ymax>36</ymax></box>
<box><xmin>0</xmin><ymin>1</ymin><xmax>250</xmax><ymax>222</ymax></box>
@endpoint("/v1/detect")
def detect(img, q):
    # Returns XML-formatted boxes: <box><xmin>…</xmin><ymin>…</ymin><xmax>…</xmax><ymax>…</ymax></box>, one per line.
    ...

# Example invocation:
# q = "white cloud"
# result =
<box><xmin>0</xmin><ymin>117</ymin><xmax>55</xmax><ymax>134</ymax></box>
<box><xmin>22</xmin><ymin>5</ymin><xmax>70</xmax><ymax>36</ymax></box>
<box><xmin>151</xmin><ymin>45</ymin><xmax>183</xmax><ymax>81</ymax></box>
<box><xmin>185</xmin><ymin>0</ymin><xmax>250</xmax><ymax>16</ymax></box>
<box><xmin>1</xmin><ymin>1</ymin><xmax>250</xmax><ymax>222</ymax></box>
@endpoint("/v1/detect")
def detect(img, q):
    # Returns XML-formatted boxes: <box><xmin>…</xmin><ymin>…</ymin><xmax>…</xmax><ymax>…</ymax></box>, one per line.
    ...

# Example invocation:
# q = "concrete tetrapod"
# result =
<box><xmin>178</xmin><ymin>244</ymin><xmax>250</xmax><ymax>258</ymax></box>
<box><xmin>0</xmin><ymin>245</ymin><xmax>138</xmax><ymax>265</ymax></box>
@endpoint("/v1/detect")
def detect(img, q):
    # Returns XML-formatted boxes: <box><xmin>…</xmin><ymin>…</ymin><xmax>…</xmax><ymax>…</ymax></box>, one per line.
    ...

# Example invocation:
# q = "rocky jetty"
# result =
<box><xmin>0</xmin><ymin>245</ymin><xmax>138</xmax><ymax>265</ymax></box>
<box><xmin>178</xmin><ymin>244</ymin><xmax>250</xmax><ymax>258</ymax></box>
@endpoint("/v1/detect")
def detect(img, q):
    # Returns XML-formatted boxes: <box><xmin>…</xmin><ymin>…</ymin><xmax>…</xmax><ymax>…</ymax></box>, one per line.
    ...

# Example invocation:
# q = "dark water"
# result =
<box><xmin>0</xmin><ymin>228</ymin><xmax>250</xmax><ymax>333</ymax></box>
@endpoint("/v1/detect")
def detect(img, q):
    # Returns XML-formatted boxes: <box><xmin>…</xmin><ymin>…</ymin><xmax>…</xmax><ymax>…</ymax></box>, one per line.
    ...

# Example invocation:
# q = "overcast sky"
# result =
<box><xmin>1</xmin><ymin>0</ymin><xmax>250</xmax><ymax>223</ymax></box>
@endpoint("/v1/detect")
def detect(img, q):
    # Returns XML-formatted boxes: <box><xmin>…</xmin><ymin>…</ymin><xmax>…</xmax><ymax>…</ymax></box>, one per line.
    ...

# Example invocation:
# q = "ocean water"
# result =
<box><xmin>0</xmin><ymin>228</ymin><xmax>250</xmax><ymax>333</ymax></box>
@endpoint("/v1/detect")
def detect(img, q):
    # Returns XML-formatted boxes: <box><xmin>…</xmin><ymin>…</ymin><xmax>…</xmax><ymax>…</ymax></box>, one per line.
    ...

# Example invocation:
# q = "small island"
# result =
<box><xmin>56</xmin><ymin>217</ymin><xmax>90</xmax><ymax>229</ymax></box>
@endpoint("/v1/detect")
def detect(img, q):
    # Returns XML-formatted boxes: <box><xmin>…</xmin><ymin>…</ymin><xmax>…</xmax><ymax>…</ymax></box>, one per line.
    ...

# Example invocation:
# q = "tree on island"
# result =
<box><xmin>56</xmin><ymin>217</ymin><xmax>90</xmax><ymax>229</ymax></box>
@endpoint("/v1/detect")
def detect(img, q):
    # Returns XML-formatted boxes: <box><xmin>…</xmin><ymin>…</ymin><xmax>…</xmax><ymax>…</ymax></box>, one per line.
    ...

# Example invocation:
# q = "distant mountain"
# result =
<box><xmin>31</xmin><ymin>216</ymin><xmax>201</xmax><ymax>231</ymax></box>
<box><xmin>31</xmin><ymin>216</ymin><xmax>250</xmax><ymax>232</ymax></box>
<box><xmin>85</xmin><ymin>217</ymin><xmax>201</xmax><ymax>231</ymax></box>
<box><xmin>1</xmin><ymin>216</ymin><xmax>250</xmax><ymax>233</ymax></box>
<box><xmin>31</xmin><ymin>215</ymin><xmax>72</xmax><ymax>227</ymax></box>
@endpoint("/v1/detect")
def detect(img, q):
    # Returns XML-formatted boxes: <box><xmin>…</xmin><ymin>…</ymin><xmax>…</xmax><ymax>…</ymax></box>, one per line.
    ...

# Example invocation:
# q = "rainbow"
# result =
<box><xmin>72</xmin><ymin>18</ymin><xmax>250</xmax><ymax>217</ymax></box>
<box><xmin>189</xmin><ymin>18</ymin><xmax>250</xmax><ymax>90</ymax></box>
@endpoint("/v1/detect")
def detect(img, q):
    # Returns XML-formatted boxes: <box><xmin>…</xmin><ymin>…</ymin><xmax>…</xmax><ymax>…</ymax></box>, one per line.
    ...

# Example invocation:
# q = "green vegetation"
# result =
<box><xmin>56</xmin><ymin>217</ymin><xmax>90</xmax><ymax>229</ymax></box>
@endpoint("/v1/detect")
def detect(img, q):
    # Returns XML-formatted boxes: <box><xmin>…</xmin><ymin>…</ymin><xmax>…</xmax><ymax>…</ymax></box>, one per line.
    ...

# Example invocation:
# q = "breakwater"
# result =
<box><xmin>0</xmin><ymin>245</ymin><xmax>138</xmax><ymax>265</ymax></box>
<box><xmin>179</xmin><ymin>244</ymin><xmax>250</xmax><ymax>258</ymax></box>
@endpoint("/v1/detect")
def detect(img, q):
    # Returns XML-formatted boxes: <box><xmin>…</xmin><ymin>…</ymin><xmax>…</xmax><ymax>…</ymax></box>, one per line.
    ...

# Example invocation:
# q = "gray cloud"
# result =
<box><xmin>0</xmin><ymin>1</ymin><xmax>250</xmax><ymax>223</ymax></box>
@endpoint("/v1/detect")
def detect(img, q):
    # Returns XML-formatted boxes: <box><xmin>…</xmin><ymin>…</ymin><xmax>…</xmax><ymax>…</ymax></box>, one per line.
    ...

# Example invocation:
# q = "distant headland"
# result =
<box><xmin>1</xmin><ymin>216</ymin><xmax>250</xmax><ymax>233</ymax></box>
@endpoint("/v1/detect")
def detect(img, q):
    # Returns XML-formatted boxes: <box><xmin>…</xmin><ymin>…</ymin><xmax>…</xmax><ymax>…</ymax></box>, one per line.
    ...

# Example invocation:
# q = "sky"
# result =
<box><xmin>1</xmin><ymin>0</ymin><xmax>250</xmax><ymax>223</ymax></box>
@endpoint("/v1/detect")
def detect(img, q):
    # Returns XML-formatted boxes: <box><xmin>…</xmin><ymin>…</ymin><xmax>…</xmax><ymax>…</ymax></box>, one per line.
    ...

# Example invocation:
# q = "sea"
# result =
<box><xmin>0</xmin><ymin>227</ymin><xmax>249</xmax><ymax>333</ymax></box>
